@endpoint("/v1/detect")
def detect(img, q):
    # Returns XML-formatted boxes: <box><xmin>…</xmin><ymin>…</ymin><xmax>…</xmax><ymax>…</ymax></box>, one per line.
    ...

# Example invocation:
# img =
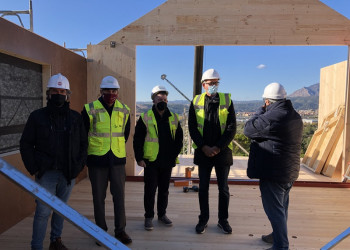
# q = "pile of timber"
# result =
<box><xmin>301</xmin><ymin>105</ymin><xmax>345</xmax><ymax>178</ymax></box>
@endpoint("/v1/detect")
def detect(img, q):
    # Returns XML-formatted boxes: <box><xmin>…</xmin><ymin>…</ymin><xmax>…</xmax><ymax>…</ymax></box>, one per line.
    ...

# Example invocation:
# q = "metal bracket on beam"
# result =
<box><xmin>0</xmin><ymin>0</ymin><xmax>33</xmax><ymax>31</ymax></box>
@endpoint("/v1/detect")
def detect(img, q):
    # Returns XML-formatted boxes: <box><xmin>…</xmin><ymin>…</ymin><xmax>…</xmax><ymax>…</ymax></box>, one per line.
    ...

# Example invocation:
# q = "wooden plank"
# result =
<box><xmin>99</xmin><ymin>0</ymin><xmax>350</xmax><ymax>46</ymax></box>
<box><xmin>305</xmin><ymin>114</ymin><xmax>340</xmax><ymax>169</ymax></box>
<box><xmin>310</xmin><ymin>112</ymin><xmax>344</xmax><ymax>174</ymax></box>
<box><xmin>302</xmin><ymin>106</ymin><xmax>344</xmax><ymax>173</ymax></box>
<box><xmin>302</xmin><ymin>128</ymin><xmax>323</xmax><ymax>165</ymax></box>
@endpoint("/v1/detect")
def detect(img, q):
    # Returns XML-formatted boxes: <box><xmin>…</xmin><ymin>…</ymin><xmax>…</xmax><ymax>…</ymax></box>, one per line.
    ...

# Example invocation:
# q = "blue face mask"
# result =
<box><xmin>208</xmin><ymin>85</ymin><xmax>218</xmax><ymax>95</ymax></box>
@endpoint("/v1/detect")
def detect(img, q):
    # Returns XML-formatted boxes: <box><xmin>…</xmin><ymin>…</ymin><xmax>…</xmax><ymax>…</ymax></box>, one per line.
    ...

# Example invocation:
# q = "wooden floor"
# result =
<box><xmin>1</xmin><ymin>178</ymin><xmax>350</xmax><ymax>250</ymax></box>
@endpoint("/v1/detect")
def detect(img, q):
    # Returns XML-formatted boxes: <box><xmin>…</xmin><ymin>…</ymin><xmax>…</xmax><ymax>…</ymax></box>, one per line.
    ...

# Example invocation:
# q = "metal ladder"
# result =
<box><xmin>0</xmin><ymin>158</ymin><xmax>129</xmax><ymax>250</ymax></box>
<box><xmin>321</xmin><ymin>227</ymin><xmax>350</xmax><ymax>250</ymax></box>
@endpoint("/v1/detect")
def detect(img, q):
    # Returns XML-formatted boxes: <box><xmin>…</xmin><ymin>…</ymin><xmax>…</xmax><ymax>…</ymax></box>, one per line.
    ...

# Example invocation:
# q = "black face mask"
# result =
<box><xmin>50</xmin><ymin>94</ymin><xmax>66</xmax><ymax>107</ymax></box>
<box><xmin>156</xmin><ymin>101</ymin><xmax>167</xmax><ymax>111</ymax></box>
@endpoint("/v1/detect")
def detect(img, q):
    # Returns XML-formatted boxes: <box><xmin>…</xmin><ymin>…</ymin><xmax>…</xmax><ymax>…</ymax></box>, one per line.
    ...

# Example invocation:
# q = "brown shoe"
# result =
<box><xmin>115</xmin><ymin>231</ymin><xmax>132</xmax><ymax>245</ymax></box>
<box><xmin>49</xmin><ymin>237</ymin><xmax>68</xmax><ymax>250</ymax></box>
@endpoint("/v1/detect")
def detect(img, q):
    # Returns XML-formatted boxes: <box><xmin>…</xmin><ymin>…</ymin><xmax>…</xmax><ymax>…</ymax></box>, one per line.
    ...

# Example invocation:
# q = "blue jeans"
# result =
<box><xmin>31</xmin><ymin>170</ymin><xmax>75</xmax><ymax>250</ymax></box>
<box><xmin>259</xmin><ymin>179</ymin><xmax>293</xmax><ymax>250</ymax></box>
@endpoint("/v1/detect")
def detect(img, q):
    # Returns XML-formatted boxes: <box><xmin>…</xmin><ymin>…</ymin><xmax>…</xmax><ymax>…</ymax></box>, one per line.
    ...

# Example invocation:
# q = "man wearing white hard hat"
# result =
<box><xmin>20</xmin><ymin>73</ymin><xmax>88</xmax><ymax>250</ymax></box>
<box><xmin>188</xmin><ymin>69</ymin><xmax>236</xmax><ymax>235</ymax></box>
<box><xmin>81</xmin><ymin>76</ymin><xmax>132</xmax><ymax>245</ymax></box>
<box><xmin>244</xmin><ymin>82</ymin><xmax>303</xmax><ymax>250</ymax></box>
<box><xmin>133</xmin><ymin>85</ymin><xmax>183</xmax><ymax>231</ymax></box>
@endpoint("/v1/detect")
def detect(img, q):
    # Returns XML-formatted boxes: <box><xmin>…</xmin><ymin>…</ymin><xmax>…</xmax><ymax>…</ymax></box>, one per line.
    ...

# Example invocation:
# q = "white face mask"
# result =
<box><xmin>208</xmin><ymin>85</ymin><xmax>218</xmax><ymax>95</ymax></box>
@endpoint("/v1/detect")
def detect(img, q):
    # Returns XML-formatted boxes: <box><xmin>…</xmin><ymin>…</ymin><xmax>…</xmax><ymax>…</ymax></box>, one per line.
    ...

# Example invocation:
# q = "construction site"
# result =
<box><xmin>1</xmin><ymin>0</ymin><xmax>350</xmax><ymax>249</ymax></box>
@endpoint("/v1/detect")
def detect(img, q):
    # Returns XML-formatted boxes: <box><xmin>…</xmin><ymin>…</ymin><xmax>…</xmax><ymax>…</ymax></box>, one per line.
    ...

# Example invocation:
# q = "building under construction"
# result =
<box><xmin>1</xmin><ymin>0</ymin><xmax>350</xmax><ymax>249</ymax></box>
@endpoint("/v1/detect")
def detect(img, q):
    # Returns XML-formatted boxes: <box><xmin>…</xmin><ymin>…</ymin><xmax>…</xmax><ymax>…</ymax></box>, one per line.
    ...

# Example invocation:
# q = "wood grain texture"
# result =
<box><xmin>1</xmin><ymin>179</ymin><xmax>350</xmax><ymax>249</ymax></box>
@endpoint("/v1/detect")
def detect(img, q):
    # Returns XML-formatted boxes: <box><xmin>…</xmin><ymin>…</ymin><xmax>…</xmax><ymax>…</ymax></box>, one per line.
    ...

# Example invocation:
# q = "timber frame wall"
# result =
<box><xmin>87</xmin><ymin>0</ymin><xmax>350</xmax><ymax>176</ymax></box>
<box><xmin>0</xmin><ymin>18</ymin><xmax>87</xmax><ymax>233</ymax></box>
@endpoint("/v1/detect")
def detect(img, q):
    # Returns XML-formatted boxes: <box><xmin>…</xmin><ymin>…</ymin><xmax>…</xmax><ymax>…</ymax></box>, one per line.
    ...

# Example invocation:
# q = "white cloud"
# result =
<box><xmin>256</xmin><ymin>64</ymin><xmax>266</xmax><ymax>69</ymax></box>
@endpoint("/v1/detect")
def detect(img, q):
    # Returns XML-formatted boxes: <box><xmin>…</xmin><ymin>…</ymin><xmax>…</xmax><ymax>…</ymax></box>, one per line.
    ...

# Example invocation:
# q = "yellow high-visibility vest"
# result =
<box><xmin>192</xmin><ymin>92</ymin><xmax>233</xmax><ymax>150</ymax></box>
<box><xmin>141</xmin><ymin>109</ymin><xmax>179</xmax><ymax>162</ymax></box>
<box><xmin>85</xmin><ymin>99</ymin><xmax>130</xmax><ymax>158</ymax></box>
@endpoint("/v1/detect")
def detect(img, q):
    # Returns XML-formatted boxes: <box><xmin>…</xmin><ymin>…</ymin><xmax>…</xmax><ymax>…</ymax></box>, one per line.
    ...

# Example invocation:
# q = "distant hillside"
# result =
<box><xmin>233</xmin><ymin>96</ymin><xmax>319</xmax><ymax>112</ymax></box>
<box><xmin>137</xmin><ymin>83</ymin><xmax>320</xmax><ymax>114</ymax></box>
<box><xmin>137</xmin><ymin>96</ymin><xmax>318</xmax><ymax>114</ymax></box>
<box><xmin>136</xmin><ymin>100</ymin><xmax>190</xmax><ymax>115</ymax></box>
<box><xmin>289</xmin><ymin>83</ymin><xmax>319</xmax><ymax>97</ymax></box>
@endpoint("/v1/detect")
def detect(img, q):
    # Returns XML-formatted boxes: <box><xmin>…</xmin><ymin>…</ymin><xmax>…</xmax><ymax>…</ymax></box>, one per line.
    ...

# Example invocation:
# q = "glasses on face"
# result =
<box><xmin>204</xmin><ymin>81</ymin><xmax>219</xmax><ymax>86</ymax></box>
<box><xmin>102</xmin><ymin>89</ymin><xmax>118</xmax><ymax>94</ymax></box>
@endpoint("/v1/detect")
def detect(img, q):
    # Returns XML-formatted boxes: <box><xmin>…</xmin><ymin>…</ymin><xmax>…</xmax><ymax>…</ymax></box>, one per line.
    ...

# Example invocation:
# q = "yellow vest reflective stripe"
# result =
<box><xmin>85</xmin><ymin>99</ymin><xmax>130</xmax><ymax>157</ymax></box>
<box><xmin>141</xmin><ymin>109</ymin><xmax>179</xmax><ymax>162</ymax></box>
<box><xmin>192</xmin><ymin>92</ymin><xmax>233</xmax><ymax>150</ymax></box>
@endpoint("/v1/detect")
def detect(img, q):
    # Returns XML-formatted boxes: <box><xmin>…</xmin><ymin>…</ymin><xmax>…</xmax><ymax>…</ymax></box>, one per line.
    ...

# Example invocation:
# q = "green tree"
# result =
<box><xmin>232</xmin><ymin>133</ymin><xmax>250</xmax><ymax>156</ymax></box>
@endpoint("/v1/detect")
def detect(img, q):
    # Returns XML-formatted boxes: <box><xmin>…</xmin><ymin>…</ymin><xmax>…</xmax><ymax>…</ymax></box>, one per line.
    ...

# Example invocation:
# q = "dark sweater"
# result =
<box><xmin>188</xmin><ymin>93</ymin><xmax>237</xmax><ymax>166</ymax></box>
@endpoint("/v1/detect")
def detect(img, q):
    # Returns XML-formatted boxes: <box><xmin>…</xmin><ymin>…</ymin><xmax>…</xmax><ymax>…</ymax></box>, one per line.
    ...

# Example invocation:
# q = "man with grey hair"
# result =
<box><xmin>244</xmin><ymin>82</ymin><xmax>303</xmax><ymax>250</ymax></box>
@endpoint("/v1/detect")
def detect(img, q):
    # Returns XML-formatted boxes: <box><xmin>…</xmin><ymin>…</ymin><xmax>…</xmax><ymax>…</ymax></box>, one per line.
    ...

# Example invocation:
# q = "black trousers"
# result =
<box><xmin>144</xmin><ymin>164</ymin><xmax>172</xmax><ymax>218</ymax></box>
<box><xmin>198</xmin><ymin>163</ymin><xmax>230</xmax><ymax>223</ymax></box>
<box><xmin>88</xmin><ymin>164</ymin><xmax>126</xmax><ymax>234</ymax></box>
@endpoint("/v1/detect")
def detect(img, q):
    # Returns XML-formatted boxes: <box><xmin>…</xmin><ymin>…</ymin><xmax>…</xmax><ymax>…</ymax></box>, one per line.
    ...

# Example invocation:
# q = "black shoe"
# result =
<box><xmin>95</xmin><ymin>241</ymin><xmax>101</xmax><ymax>246</ymax></box>
<box><xmin>145</xmin><ymin>217</ymin><xmax>154</xmax><ymax>231</ymax></box>
<box><xmin>49</xmin><ymin>237</ymin><xmax>68</xmax><ymax>250</ymax></box>
<box><xmin>115</xmin><ymin>231</ymin><xmax>132</xmax><ymax>245</ymax></box>
<box><xmin>158</xmin><ymin>215</ymin><xmax>173</xmax><ymax>226</ymax></box>
<box><xmin>217</xmin><ymin>221</ymin><xmax>232</xmax><ymax>234</ymax></box>
<box><xmin>195</xmin><ymin>221</ymin><xmax>208</xmax><ymax>234</ymax></box>
<box><xmin>262</xmin><ymin>233</ymin><xmax>274</xmax><ymax>244</ymax></box>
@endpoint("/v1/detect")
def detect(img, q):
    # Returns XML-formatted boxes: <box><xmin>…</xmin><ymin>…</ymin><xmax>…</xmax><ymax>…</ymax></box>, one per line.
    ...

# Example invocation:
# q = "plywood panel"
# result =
<box><xmin>343</xmin><ymin>47</ymin><xmax>350</xmax><ymax>182</ymax></box>
<box><xmin>87</xmin><ymin>44</ymin><xmax>136</xmax><ymax>176</ymax></box>
<box><xmin>99</xmin><ymin>0</ymin><xmax>350</xmax><ymax>46</ymax></box>
<box><xmin>319</xmin><ymin>61</ymin><xmax>347</xmax><ymax>127</ymax></box>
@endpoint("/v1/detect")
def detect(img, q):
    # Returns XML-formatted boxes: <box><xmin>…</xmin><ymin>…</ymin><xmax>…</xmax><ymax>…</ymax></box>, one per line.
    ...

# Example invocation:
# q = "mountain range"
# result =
<box><xmin>136</xmin><ymin>83</ymin><xmax>320</xmax><ymax>114</ymax></box>
<box><xmin>288</xmin><ymin>83</ymin><xmax>319</xmax><ymax>97</ymax></box>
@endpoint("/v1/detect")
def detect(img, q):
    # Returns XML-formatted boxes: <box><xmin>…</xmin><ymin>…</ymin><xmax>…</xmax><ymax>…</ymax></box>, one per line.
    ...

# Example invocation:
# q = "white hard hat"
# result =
<box><xmin>100</xmin><ymin>76</ymin><xmax>120</xmax><ymax>89</ymax></box>
<box><xmin>201</xmin><ymin>69</ymin><xmax>220</xmax><ymax>83</ymax></box>
<box><xmin>151</xmin><ymin>85</ymin><xmax>168</xmax><ymax>100</ymax></box>
<box><xmin>47</xmin><ymin>73</ymin><xmax>70</xmax><ymax>90</ymax></box>
<box><xmin>262</xmin><ymin>82</ymin><xmax>287</xmax><ymax>99</ymax></box>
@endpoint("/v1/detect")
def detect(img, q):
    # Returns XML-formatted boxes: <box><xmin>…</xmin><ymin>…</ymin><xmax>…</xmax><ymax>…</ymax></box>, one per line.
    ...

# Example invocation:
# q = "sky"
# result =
<box><xmin>1</xmin><ymin>0</ymin><xmax>350</xmax><ymax>102</ymax></box>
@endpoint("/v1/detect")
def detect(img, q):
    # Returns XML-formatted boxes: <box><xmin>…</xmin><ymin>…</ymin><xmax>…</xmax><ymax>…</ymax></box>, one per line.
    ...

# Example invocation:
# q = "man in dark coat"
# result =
<box><xmin>189</xmin><ymin>69</ymin><xmax>236</xmax><ymax>234</ymax></box>
<box><xmin>20</xmin><ymin>73</ymin><xmax>87</xmax><ymax>250</ymax></box>
<box><xmin>133</xmin><ymin>85</ymin><xmax>183</xmax><ymax>231</ymax></box>
<box><xmin>244</xmin><ymin>82</ymin><xmax>303</xmax><ymax>250</ymax></box>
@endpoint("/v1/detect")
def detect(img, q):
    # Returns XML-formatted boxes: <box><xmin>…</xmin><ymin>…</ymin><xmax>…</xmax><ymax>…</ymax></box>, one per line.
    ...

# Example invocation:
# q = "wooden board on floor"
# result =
<box><xmin>302</xmin><ymin>106</ymin><xmax>345</xmax><ymax>174</ymax></box>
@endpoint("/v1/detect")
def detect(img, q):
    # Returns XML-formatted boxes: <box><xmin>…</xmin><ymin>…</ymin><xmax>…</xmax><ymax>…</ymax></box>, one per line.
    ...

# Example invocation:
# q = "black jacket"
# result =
<box><xmin>20</xmin><ymin>102</ymin><xmax>88</xmax><ymax>182</ymax></box>
<box><xmin>188</xmin><ymin>93</ymin><xmax>236</xmax><ymax>166</ymax></box>
<box><xmin>133</xmin><ymin>106</ymin><xmax>183</xmax><ymax>168</ymax></box>
<box><xmin>81</xmin><ymin>97</ymin><xmax>130</xmax><ymax>167</ymax></box>
<box><xmin>244</xmin><ymin>99</ymin><xmax>303</xmax><ymax>183</ymax></box>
